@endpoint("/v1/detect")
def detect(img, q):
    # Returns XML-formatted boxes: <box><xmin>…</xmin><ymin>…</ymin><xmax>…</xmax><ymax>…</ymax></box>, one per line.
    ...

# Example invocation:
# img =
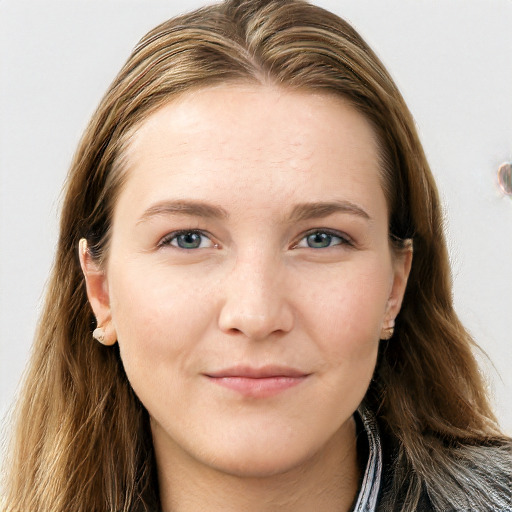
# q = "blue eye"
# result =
<box><xmin>295</xmin><ymin>230</ymin><xmax>349</xmax><ymax>249</ymax></box>
<box><xmin>159</xmin><ymin>231</ymin><xmax>215</xmax><ymax>250</ymax></box>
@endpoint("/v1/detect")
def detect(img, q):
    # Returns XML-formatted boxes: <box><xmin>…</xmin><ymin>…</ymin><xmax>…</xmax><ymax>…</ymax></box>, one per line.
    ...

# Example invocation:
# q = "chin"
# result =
<box><xmin>197</xmin><ymin>427</ymin><xmax>330</xmax><ymax>479</ymax></box>
<box><xmin>207</xmin><ymin>448</ymin><xmax>311</xmax><ymax>479</ymax></box>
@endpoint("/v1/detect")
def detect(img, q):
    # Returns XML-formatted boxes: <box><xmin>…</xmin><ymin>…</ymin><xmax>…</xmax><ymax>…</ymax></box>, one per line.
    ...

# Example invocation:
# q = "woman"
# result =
<box><xmin>3</xmin><ymin>0</ymin><xmax>511</xmax><ymax>511</ymax></box>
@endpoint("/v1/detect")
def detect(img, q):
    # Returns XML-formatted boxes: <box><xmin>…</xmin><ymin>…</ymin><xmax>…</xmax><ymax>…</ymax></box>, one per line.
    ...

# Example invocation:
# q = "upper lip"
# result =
<box><xmin>205</xmin><ymin>365</ymin><xmax>309</xmax><ymax>379</ymax></box>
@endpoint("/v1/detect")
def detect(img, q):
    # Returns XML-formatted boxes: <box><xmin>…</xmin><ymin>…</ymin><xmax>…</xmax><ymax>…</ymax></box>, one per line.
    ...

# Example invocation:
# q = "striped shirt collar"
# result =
<box><xmin>352</xmin><ymin>404</ymin><xmax>383</xmax><ymax>512</ymax></box>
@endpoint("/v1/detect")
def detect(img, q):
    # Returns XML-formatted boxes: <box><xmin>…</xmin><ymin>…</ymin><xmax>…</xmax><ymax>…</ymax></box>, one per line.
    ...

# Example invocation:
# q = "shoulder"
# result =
<box><xmin>436</xmin><ymin>441</ymin><xmax>511</xmax><ymax>511</ymax></box>
<box><xmin>378</xmin><ymin>429</ymin><xmax>511</xmax><ymax>512</ymax></box>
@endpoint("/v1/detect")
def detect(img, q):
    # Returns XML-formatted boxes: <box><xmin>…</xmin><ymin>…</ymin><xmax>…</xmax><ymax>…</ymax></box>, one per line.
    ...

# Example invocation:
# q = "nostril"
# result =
<box><xmin>218</xmin><ymin>304</ymin><xmax>294</xmax><ymax>341</ymax></box>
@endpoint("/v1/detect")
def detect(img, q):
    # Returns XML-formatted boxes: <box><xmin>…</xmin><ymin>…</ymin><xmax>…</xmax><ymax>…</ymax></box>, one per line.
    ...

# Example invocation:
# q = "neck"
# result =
<box><xmin>154</xmin><ymin>418</ymin><xmax>360</xmax><ymax>512</ymax></box>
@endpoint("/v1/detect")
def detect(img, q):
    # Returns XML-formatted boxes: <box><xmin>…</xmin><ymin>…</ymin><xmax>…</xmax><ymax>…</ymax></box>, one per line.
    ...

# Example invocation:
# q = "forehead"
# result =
<box><xmin>127</xmin><ymin>84</ymin><xmax>378</xmax><ymax>160</ymax></box>
<box><xmin>117</xmin><ymin>84</ymin><xmax>386</xmax><ymax>223</ymax></box>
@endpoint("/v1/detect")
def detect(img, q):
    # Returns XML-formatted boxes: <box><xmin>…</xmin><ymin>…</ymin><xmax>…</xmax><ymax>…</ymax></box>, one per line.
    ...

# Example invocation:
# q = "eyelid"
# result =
<box><xmin>292</xmin><ymin>228</ymin><xmax>353</xmax><ymax>249</ymax></box>
<box><xmin>156</xmin><ymin>228</ymin><xmax>352</xmax><ymax>251</ymax></box>
<box><xmin>157</xmin><ymin>229</ymin><xmax>218</xmax><ymax>249</ymax></box>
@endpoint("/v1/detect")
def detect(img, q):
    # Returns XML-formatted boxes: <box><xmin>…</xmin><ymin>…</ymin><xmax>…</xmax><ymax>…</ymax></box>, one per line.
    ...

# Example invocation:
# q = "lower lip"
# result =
<box><xmin>207</xmin><ymin>375</ymin><xmax>307</xmax><ymax>398</ymax></box>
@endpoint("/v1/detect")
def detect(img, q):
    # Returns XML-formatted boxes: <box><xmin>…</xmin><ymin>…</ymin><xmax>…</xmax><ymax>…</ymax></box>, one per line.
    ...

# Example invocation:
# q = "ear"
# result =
<box><xmin>383</xmin><ymin>241</ymin><xmax>413</xmax><ymax>327</ymax></box>
<box><xmin>78</xmin><ymin>239</ymin><xmax>117</xmax><ymax>346</ymax></box>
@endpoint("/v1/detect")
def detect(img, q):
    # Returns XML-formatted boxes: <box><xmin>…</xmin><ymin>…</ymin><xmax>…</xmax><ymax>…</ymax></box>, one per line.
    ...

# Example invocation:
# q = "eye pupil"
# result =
<box><xmin>307</xmin><ymin>232</ymin><xmax>332</xmax><ymax>248</ymax></box>
<box><xmin>177</xmin><ymin>232</ymin><xmax>202</xmax><ymax>249</ymax></box>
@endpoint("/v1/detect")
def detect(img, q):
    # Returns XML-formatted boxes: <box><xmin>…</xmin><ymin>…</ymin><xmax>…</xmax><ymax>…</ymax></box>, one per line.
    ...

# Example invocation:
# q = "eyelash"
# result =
<box><xmin>158</xmin><ymin>230</ymin><xmax>217</xmax><ymax>250</ymax></box>
<box><xmin>157</xmin><ymin>228</ymin><xmax>353</xmax><ymax>251</ymax></box>
<box><xmin>158</xmin><ymin>228</ymin><xmax>354</xmax><ymax>251</ymax></box>
<box><xmin>293</xmin><ymin>229</ymin><xmax>353</xmax><ymax>249</ymax></box>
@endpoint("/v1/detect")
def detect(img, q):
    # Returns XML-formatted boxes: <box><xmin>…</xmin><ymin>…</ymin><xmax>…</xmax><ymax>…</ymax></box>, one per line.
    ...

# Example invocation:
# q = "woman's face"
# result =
<box><xmin>83</xmin><ymin>85</ymin><xmax>411</xmax><ymax>477</ymax></box>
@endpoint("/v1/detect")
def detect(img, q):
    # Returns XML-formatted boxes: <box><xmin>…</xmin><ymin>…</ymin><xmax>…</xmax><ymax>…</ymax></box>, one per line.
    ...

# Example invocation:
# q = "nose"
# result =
<box><xmin>217</xmin><ymin>250</ymin><xmax>294</xmax><ymax>341</ymax></box>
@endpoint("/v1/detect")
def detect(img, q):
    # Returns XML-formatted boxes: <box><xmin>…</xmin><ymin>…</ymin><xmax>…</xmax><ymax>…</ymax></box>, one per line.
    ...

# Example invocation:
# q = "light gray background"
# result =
<box><xmin>1</xmin><ymin>0</ymin><xmax>511</xmax><ymax>436</ymax></box>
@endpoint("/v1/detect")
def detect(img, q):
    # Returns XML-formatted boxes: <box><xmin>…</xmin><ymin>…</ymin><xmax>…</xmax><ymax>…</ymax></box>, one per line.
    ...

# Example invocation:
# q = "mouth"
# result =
<box><xmin>204</xmin><ymin>365</ymin><xmax>310</xmax><ymax>398</ymax></box>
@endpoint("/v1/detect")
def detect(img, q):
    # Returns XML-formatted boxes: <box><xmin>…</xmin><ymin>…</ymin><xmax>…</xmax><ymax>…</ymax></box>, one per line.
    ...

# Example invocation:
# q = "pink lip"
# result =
<box><xmin>204</xmin><ymin>365</ymin><xmax>310</xmax><ymax>398</ymax></box>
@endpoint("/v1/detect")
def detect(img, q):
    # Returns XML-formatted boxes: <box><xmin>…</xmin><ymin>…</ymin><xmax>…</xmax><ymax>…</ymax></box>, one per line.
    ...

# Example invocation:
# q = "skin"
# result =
<box><xmin>80</xmin><ymin>84</ymin><xmax>412</xmax><ymax>512</ymax></box>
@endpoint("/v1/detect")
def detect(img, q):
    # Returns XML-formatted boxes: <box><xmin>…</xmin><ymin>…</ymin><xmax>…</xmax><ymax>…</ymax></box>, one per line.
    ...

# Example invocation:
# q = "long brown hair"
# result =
<box><xmin>3</xmin><ymin>1</ymin><xmax>510</xmax><ymax>510</ymax></box>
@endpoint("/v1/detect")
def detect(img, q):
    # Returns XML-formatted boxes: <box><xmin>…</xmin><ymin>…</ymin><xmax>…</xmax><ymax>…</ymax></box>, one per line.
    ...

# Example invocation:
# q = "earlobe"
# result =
<box><xmin>78</xmin><ymin>239</ymin><xmax>117</xmax><ymax>345</ymax></box>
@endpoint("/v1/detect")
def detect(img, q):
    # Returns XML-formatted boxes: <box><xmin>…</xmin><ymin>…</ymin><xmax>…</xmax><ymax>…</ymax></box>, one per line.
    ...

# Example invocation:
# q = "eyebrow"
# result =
<box><xmin>136</xmin><ymin>199</ymin><xmax>371</xmax><ymax>225</ymax></box>
<box><xmin>137</xmin><ymin>200</ymin><xmax>229</xmax><ymax>224</ymax></box>
<box><xmin>287</xmin><ymin>201</ymin><xmax>371</xmax><ymax>223</ymax></box>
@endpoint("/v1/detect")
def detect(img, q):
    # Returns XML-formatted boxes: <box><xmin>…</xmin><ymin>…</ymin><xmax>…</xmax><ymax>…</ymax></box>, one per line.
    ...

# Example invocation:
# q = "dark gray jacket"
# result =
<box><xmin>352</xmin><ymin>406</ymin><xmax>511</xmax><ymax>512</ymax></box>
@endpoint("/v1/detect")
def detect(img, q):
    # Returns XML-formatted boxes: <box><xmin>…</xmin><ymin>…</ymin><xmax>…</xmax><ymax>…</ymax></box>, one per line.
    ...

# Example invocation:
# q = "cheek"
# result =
<box><xmin>297</xmin><ymin>260</ymin><xmax>390</xmax><ymax>366</ymax></box>
<box><xmin>107</xmin><ymin>261</ymin><xmax>215</xmax><ymax>382</ymax></box>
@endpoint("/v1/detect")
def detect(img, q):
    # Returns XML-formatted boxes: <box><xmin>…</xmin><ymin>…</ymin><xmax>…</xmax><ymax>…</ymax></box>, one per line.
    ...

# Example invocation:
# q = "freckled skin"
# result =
<box><xmin>83</xmin><ymin>85</ymin><xmax>411</xmax><ymax>511</ymax></box>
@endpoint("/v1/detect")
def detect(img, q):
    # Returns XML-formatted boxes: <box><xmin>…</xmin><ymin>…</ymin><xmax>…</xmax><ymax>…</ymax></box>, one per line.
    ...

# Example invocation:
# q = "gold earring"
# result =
<box><xmin>380</xmin><ymin>326</ymin><xmax>394</xmax><ymax>340</ymax></box>
<box><xmin>380</xmin><ymin>319</ymin><xmax>395</xmax><ymax>340</ymax></box>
